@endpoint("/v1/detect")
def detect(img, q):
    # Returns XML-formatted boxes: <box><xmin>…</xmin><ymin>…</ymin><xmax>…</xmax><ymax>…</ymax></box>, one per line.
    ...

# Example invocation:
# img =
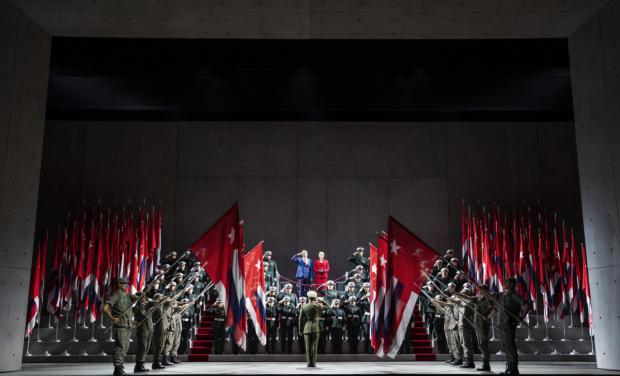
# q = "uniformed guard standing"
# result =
<box><xmin>278</xmin><ymin>296</ymin><xmax>296</xmax><ymax>354</ymax></box>
<box><xmin>357</xmin><ymin>288</ymin><xmax>371</xmax><ymax>354</ymax></box>
<box><xmin>296</xmin><ymin>297</ymin><xmax>307</xmax><ymax>354</ymax></box>
<box><xmin>327</xmin><ymin>299</ymin><xmax>346</xmax><ymax>354</ymax></box>
<box><xmin>169</xmin><ymin>298</ymin><xmax>190</xmax><ymax>363</ymax></box>
<box><xmin>473</xmin><ymin>284</ymin><xmax>494</xmax><ymax>372</ymax></box>
<box><xmin>264</xmin><ymin>251</ymin><xmax>279</xmax><ymax>287</ymax></box>
<box><xmin>208</xmin><ymin>298</ymin><xmax>227</xmax><ymax>354</ymax></box>
<box><xmin>151</xmin><ymin>293</ymin><xmax>169</xmax><ymax>370</ymax></box>
<box><xmin>299</xmin><ymin>291</ymin><xmax>329</xmax><ymax>367</ymax></box>
<box><xmin>102</xmin><ymin>277</ymin><xmax>136</xmax><ymax>376</ymax></box>
<box><xmin>453</xmin><ymin>286</ymin><xmax>476</xmax><ymax>368</ymax></box>
<box><xmin>132</xmin><ymin>292</ymin><xmax>153</xmax><ymax>373</ymax></box>
<box><xmin>265</xmin><ymin>297</ymin><xmax>278</xmax><ymax>354</ymax></box>
<box><xmin>347</xmin><ymin>247</ymin><xmax>370</xmax><ymax>277</ymax></box>
<box><xmin>344</xmin><ymin>296</ymin><xmax>362</xmax><ymax>354</ymax></box>
<box><xmin>317</xmin><ymin>306</ymin><xmax>328</xmax><ymax>354</ymax></box>
<box><xmin>320</xmin><ymin>280</ymin><xmax>338</xmax><ymax>306</ymax></box>
<box><xmin>433</xmin><ymin>294</ymin><xmax>462</xmax><ymax>365</ymax></box>
<box><xmin>497</xmin><ymin>278</ymin><xmax>529</xmax><ymax>376</ymax></box>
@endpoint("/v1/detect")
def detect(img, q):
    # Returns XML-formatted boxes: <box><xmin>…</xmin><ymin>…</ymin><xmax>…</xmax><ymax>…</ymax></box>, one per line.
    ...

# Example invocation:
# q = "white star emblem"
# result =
<box><xmin>414</xmin><ymin>248</ymin><xmax>422</xmax><ymax>257</ymax></box>
<box><xmin>371</xmin><ymin>264</ymin><xmax>377</xmax><ymax>274</ymax></box>
<box><xmin>255</xmin><ymin>261</ymin><xmax>261</xmax><ymax>270</ymax></box>
<box><xmin>390</xmin><ymin>240</ymin><xmax>400</xmax><ymax>255</ymax></box>
<box><xmin>228</xmin><ymin>227</ymin><xmax>235</xmax><ymax>244</ymax></box>
<box><xmin>380</xmin><ymin>255</ymin><xmax>387</xmax><ymax>266</ymax></box>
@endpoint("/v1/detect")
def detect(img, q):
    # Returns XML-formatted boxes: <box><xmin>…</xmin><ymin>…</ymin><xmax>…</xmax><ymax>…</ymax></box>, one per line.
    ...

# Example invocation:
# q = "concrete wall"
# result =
<box><xmin>37</xmin><ymin>121</ymin><xmax>582</xmax><ymax>281</ymax></box>
<box><xmin>569</xmin><ymin>0</ymin><xmax>620</xmax><ymax>370</ymax></box>
<box><xmin>0</xmin><ymin>2</ymin><xmax>51</xmax><ymax>372</ymax></box>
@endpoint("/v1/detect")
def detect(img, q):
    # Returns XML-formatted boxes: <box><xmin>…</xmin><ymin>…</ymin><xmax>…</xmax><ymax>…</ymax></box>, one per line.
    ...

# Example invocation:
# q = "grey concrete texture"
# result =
<box><xmin>9</xmin><ymin>0</ymin><xmax>610</xmax><ymax>39</ymax></box>
<box><xmin>0</xmin><ymin>1</ymin><xmax>51</xmax><ymax>372</ymax></box>
<box><xmin>36</xmin><ymin>121</ymin><xmax>583</xmax><ymax>284</ymax></box>
<box><xmin>569</xmin><ymin>0</ymin><xmax>620</xmax><ymax>370</ymax></box>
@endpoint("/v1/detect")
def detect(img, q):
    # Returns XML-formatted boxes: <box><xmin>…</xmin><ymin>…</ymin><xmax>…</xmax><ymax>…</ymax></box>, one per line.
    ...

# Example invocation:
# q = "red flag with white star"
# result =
<box><xmin>244</xmin><ymin>241</ymin><xmax>266</xmax><ymax>346</ymax></box>
<box><xmin>191</xmin><ymin>203</ymin><xmax>246</xmax><ymax>349</ymax></box>
<box><xmin>370</xmin><ymin>232</ymin><xmax>389</xmax><ymax>356</ymax></box>
<box><xmin>383</xmin><ymin>216</ymin><xmax>440</xmax><ymax>358</ymax></box>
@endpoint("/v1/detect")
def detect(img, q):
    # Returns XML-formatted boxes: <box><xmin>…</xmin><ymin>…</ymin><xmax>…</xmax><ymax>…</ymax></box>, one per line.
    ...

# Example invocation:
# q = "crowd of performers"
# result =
<box><xmin>103</xmin><ymin>247</ymin><xmax>530</xmax><ymax>376</ymax></box>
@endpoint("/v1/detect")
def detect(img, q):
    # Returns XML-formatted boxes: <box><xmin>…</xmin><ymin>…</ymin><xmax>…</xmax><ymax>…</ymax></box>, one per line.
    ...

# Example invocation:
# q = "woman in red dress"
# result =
<box><xmin>313</xmin><ymin>251</ymin><xmax>330</xmax><ymax>290</ymax></box>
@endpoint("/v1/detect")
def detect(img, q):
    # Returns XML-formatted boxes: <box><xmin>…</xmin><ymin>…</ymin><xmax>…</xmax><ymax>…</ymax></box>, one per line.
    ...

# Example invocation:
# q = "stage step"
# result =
<box><xmin>187</xmin><ymin>354</ymin><xmax>210</xmax><ymax>362</ymax></box>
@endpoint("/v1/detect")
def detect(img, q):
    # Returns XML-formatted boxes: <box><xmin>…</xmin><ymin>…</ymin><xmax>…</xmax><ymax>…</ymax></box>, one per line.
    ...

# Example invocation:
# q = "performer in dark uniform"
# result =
<box><xmin>264</xmin><ymin>251</ymin><xmax>279</xmax><ymax>288</ymax></box>
<box><xmin>496</xmin><ymin>278</ymin><xmax>529</xmax><ymax>376</ymax></box>
<box><xmin>327</xmin><ymin>299</ymin><xmax>346</xmax><ymax>354</ymax></box>
<box><xmin>278</xmin><ymin>296</ymin><xmax>296</xmax><ymax>354</ymax></box>
<box><xmin>344</xmin><ymin>296</ymin><xmax>362</xmax><ymax>354</ymax></box>
<box><xmin>207</xmin><ymin>298</ymin><xmax>226</xmax><ymax>355</ymax></box>
<box><xmin>265</xmin><ymin>297</ymin><xmax>278</xmax><ymax>354</ymax></box>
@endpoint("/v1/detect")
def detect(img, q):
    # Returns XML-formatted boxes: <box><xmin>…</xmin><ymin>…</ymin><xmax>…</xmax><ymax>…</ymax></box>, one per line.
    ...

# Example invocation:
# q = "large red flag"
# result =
<box><xmin>191</xmin><ymin>203</ymin><xmax>246</xmax><ymax>349</ymax></box>
<box><xmin>26</xmin><ymin>242</ymin><xmax>42</xmax><ymax>337</ymax></box>
<box><xmin>383</xmin><ymin>216</ymin><xmax>440</xmax><ymax>358</ymax></box>
<box><xmin>371</xmin><ymin>232</ymin><xmax>388</xmax><ymax>355</ymax></box>
<box><xmin>244</xmin><ymin>241</ymin><xmax>266</xmax><ymax>346</ymax></box>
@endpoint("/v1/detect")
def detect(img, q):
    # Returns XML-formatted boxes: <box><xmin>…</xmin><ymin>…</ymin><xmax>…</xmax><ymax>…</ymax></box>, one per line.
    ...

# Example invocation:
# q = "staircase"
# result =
<box><xmin>410</xmin><ymin>308</ymin><xmax>436</xmax><ymax>361</ymax></box>
<box><xmin>188</xmin><ymin>311</ymin><xmax>215</xmax><ymax>362</ymax></box>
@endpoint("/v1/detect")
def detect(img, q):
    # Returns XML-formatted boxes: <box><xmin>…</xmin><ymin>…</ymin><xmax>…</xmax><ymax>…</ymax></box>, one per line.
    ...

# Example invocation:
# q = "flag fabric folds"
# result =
<box><xmin>191</xmin><ymin>203</ymin><xmax>247</xmax><ymax>349</ymax></box>
<box><xmin>244</xmin><ymin>241</ymin><xmax>267</xmax><ymax>346</ymax></box>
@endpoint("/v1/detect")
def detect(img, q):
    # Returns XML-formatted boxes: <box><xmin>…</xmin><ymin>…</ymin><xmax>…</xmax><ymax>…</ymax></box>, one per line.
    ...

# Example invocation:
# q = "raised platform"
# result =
<box><xmin>14</xmin><ymin>361</ymin><xmax>619</xmax><ymax>375</ymax></box>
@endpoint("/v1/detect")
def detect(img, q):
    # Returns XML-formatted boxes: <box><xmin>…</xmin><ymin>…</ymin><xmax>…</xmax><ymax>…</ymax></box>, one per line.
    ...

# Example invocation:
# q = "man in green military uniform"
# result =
<box><xmin>299</xmin><ymin>290</ymin><xmax>329</xmax><ymax>367</ymax></box>
<box><xmin>496</xmin><ymin>278</ymin><xmax>529</xmax><ymax>376</ymax></box>
<box><xmin>474</xmin><ymin>284</ymin><xmax>494</xmax><ymax>372</ymax></box>
<box><xmin>151</xmin><ymin>293</ymin><xmax>169</xmax><ymax>370</ymax></box>
<box><xmin>433</xmin><ymin>293</ymin><xmax>462</xmax><ymax>365</ymax></box>
<box><xmin>132</xmin><ymin>291</ymin><xmax>153</xmax><ymax>373</ymax></box>
<box><xmin>103</xmin><ymin>278</ymin><xmax>137</xmax><ymax>376</ymax></box>
<box><xmin>452</xmin><ymin>285</ymin><xmax>476</xmax><ymax>369</ymax></box>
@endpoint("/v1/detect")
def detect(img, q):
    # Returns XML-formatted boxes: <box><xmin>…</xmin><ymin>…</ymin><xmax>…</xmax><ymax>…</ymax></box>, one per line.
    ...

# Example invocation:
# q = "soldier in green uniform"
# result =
<box><xmin>496</xmin><ymin>278</ymin><xmax>529</xmax><ymax>376</ymax></box>
<box><xmin>103</xmin><ymin>278</ymin><xmax>137</xmax><ymax>376</ymax></box>
<box><xmin>474</xmin><ymin>284</ymin><xmax>494</xmax><ymax>372</ymax></box>
<box><xmin>296</xmin><ymin>296</ymin><xmax>307</xmax><ymax>354</ymax></box>
<box><xmin>299</xmin><ymin>291</ymin><xmax>329</xmax><ymax>367</ymax></box>
<box><xmin>264</xmin><ymin>251</ymin><xmax>279</xmax><ymax>287</ymax></box>
<box><xmin>208</xmin><ymin>298</ymin><xmax>227</xmax><ymax>355</ymax></box>
<box><xmin>433</xmin><ymin>293</ymin><xmax>462</xmax><ymax>365</ymax></box>
<box><xmin>151</xmin><ymin>293</ymin><xmax>169</xmax><ymax>370</ymax></box>
<box><xmin>132</xmin><ymin>292</ymin><xmax>153</xmax><ymax>373</ymax></box>
<box><xmin>327</xmin><ymin>299</ymin><xmax>346</xmax><ymax>354</ymax></box>
<box><xmin>452</xmin><ymin>285</ymin><xmax>476</xmax><ymax>368</ymax></box>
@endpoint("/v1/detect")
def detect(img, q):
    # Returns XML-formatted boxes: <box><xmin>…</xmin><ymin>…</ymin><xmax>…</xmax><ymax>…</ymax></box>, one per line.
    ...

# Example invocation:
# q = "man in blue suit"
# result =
<box><xmin>291</xmin><ymin>250</ymin><xmax>313</xmax><ymax>298</ymax></box>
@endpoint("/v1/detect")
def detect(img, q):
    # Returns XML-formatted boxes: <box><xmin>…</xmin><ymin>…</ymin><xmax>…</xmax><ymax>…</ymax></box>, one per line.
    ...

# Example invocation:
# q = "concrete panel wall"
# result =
<box><xmin>37</xmin><ymin>121</ymin><xmax>582</xmax><ymax>283</ymax></box>
<box><xmin>569</xmin><ymin>0</ymin><xmax>620</xmax><ymax>369</ymax></box>
<box><xmin>0</xmin><ymin>2</ymin><xmax>50</xmax><ymax>372</ymax></box>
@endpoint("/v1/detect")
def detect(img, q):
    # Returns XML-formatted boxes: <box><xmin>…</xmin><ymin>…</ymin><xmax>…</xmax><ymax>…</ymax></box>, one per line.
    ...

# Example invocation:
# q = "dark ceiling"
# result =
<box><xmin>47</xmin><ymin>38</ymin><xmax>573</xmax><ymax>122</ymax></box>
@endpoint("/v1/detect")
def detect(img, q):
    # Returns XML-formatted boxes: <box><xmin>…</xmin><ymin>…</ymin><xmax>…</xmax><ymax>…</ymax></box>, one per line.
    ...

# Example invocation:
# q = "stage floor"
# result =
<box><xmin>15</xmin><ymin>361</ymin><xmax>620</xmax><ymax>375</ymax></box>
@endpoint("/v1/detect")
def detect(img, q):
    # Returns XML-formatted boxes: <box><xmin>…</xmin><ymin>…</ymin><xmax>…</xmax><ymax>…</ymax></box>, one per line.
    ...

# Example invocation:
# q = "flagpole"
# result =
<box><xmin>35</xmin><ymin>309</ymin><xmax>42</xmax><ymax>343</ymax></box>
<box><xmin>53</xmin><ymin>315</ymin><xmax>60</xmax><ymax>342</ymax></box>
<box><xmin>525</xmin><ymin>313</ymin><xmax>533</xmax><ymax>341</ymax></box>
<box><xmin>588</xmin><ymin>334</ymin><xmax>595</xmax><ymax>355</ymax></box>
<box><xmin>543</xmin><ymin>317</ymin><xmax>551</xmax><ymax>341</ymax></box>
<box><xmin>88</xmin><ymin>320</ymin><xmax>97</xmax><ymax>342</ymax></box>
<box><xmin>47</xmin><ymin>312</ymin><xmax>53</xmax><ymax>329</ymax></box>
<box><xmin>561</xmin><ymin>316</ymin><xmax>568</xmax><ymax>341</ymax></box>
<box><xmin>579</xmin><ymin>323</ymin><xmax>586</xmax><ymax>341</ymax></box>
<box><xmin>25</xmin><ymin>334</ymin><xmax>32</xmax><ymax>356</ymax></box>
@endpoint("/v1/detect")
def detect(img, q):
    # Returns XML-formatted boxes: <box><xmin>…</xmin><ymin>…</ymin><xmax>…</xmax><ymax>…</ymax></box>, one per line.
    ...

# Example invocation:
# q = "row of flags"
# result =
<box><xmin>370</xmin><ymin>216</ymin><xmax>439</xmax><ymax>358</ymax></box>
<box><xmin>25</xmin><ymin>201</ymin><xmax>162</xmax><ymax>337</ymax></box>
<box><xmin>461</xmin><ymin>201</ymin><xmax>593</xmax><ymax>334</ymax></box>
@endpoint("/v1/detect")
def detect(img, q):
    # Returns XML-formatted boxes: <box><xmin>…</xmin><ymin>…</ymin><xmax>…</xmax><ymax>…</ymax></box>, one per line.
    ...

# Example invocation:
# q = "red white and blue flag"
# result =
<box><xmin>26</xmin><ymin>241</ymin><xmax>43</xmax><ymax>337</ymax></box>
<box><xmin>370</xmin><ymin>232</ymin><xmax>388</xmax><ymax>355</ymax></box>
<box><xmin>244</xmin><ymin>241</ymin><xmax>267</xmax><ymax>346</ymax></box>
<box><xmin>192</xmin><ymin>203</ymin><xmax>247</xmax><ymax>349</ymax></box>
<box><xmin>382</xmin><ymin>216</ymin><xmax>439</xmax><ymax>358</ymax></box>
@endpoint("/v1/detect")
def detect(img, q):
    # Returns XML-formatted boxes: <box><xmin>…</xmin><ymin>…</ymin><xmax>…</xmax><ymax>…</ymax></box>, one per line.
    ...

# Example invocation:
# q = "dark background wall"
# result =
<box><xmin>36</xmin><ymin>120</ymin><xmax>582</xmax><ymax>280</ymax></box>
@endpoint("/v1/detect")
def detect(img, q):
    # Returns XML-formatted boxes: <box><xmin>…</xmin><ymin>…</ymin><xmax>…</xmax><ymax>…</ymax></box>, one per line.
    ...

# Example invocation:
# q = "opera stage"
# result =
<box><xmin>14</xmin><ymin>361</ymin><xmax>620</xmax><ymax>376</ymax></box>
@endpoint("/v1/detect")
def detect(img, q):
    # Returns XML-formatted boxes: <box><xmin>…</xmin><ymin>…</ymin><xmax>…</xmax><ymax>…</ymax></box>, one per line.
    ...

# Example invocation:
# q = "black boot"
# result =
<box><xmin>113</xmin><ymin>366</ymin><xmax>125</xmax><ymax>376</ymax></box>
<box><xmin>444</xmin><ymin>357</ymin><xmax>455</xmax><ymax>364</ymax></box>
<box><xmin>450</xmin><ymin>358</ymin><xmax>463</xmax><ymax>366</ymax></box>
<box><xmin>169</xmin><ymin>356</ymin><xmax>182</xmax><ymax>364</ymax></box>
<box><xmin>134</xmin><ymin>362</ymin><xmax>149</xmax><ymax>373</ymax></box>
<box><xmin>161</xmin><ymin>355</ymin><xmax>173</xmax><ymax>366</ymax></box>
<box><xmin>477</xmin><ymin>362</ymin><xmax>491</xmax><ymax>372</ymax></box>
<box><xmin>499</xmin><ymin>362</ymin><xmax>512</xmax><ymax>375</ymax></box>
<box><xmin>460</xmin><ymin>360</ymin><xmax>475</xmax><ymax>369</ymax></box>
<box><xmin>152</xmin><ymin>360</ymin><xmax>165</xmax><ymax>370</ymax></box>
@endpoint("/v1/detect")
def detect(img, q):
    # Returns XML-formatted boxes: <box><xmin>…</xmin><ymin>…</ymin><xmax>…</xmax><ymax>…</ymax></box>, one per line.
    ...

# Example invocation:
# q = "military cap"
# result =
<box><xmin>165</xmin><ymin>251</ymin><xmax>177</xmax><ymax>258</ymax></box>
<box><xmin>186</xmin><ymin>284</ymin><xmax>194</xmax><ymax>289</ymax></box>
<box><xmin>456</xmin><ymin>270</ymin><xmax>465</xmax><ymax>276</ymax></box>
<box><xmin>269</xmin><ymin>286</ymin><xmax>277</xmax><ymax>291</ymax></box>
<box><xmin>332</xmin><ymin>299</ymin><xmax>340</xmax><ymax>304</ymax></box>
<box><xmin>306</xmin><ymin>290</ymin><xmax>317</xmax><ymax>299</ymax></box>
<box><xmin>327</xmin><ymin>280</ymin><xmax>335</xmax><ymax>285</ymax></box>
<box><xmin>116</xmin><ymin>277</ymin><xmax>128</xmax><ymax>284</ymax></box>
<box><xmin>348</xmin><ymin>296</ymin><xmax>357</xmax><ymax>301</ymax></box>
<box><xmin>194</xmin><ymin>261</ymin><xmax>201</xmax><ymax>266</ymax></box>
<box><xmin>179</xmin><ymin>261</ymin><xmax>186</xmax><ymax>265</ymax></box>
<box><xmin>282</xmin><ymin>296</ymin><xmax>290</xmax><ymax>302</ymax></box>
<box><xmin>363</xmin><ymin>282</ymin><xmax>370</xmax><ymax>288</ymax></box>
<box><xmin>440</xmin><ymin>267</ymin><xmax>449</xmax><ymax>273</ymax></box>
<box><xmin>462</xmin><ymin>282</ymin><xmax>471</xmax><ymax>290</ymax></box>
<box><xmin>356</xmin><ymin>247</ymin><xmax>364</xmax><ymax>251</ymax></box>
<box><xmin>153</xmin><ymin>293</ymin><xmax>164</xmax><ymax>299</ymax></box>
<box><xmin>434</xmin><ymin>294</ymin><xmax>443</xmax><ymax>300</ymax></box>
<box><xmin>447</xmin><ymin>282</ymin><xmax>456</xmax><ymax>288</ymax></box>
<box><xmin>284</xmin><ymin>283</ymin><xmax>293</xmax><ymax>289</ymax></box>
<box><xmin>162</xmin><ymin>264</ymin><xmax>171</xmax><ymax>270</ymax></box>
<box><xmin>181</xmin><ymin>298</ymin><xmax>190</xmax><ymax>303</ymax></box>
<box><xmin>263</xmin><ymin>262</ymin><xmax>269</xmax><ymax>267</ymax></box>
<box><xmin>445</xmin><ymin>249</ymin><xmax>455</xmax><ymax>254</ymax></box>
<box><xmin>355</xmin><ymin>265</ymin><xmax>363</xmax><ymax>269</ymax></box>
<box><xmin>461</xmin><ymin>287</ymin><xmax>472</xmax><ymax>295</ymax></box>
<box><xmin>299</xmin><ymin>297</ymin><xmax>307</xmax><ymax>302</ymax></box>
<box><xmin>450</xmin><ymin>257</ymin><xmax>459</xmax><ymax>262</ymax></box>
<box><xmin>267</xmin><ymin>297</ymin><xmax>275</xmax><ymax>302</ymax></box>
<box><xmin>169</xmin><ymin>281</ymin><xmax>177</xmax><ymax>287</ymax></box>
<box><xmin>347</xmin><ymin>282</ymin><xmax>356</xmax><ymax>287</ymax></box>
<box><xmin>264</xmin><ymin>251</ymin><xmax>272</xmax><ymax>256</ymax></box>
